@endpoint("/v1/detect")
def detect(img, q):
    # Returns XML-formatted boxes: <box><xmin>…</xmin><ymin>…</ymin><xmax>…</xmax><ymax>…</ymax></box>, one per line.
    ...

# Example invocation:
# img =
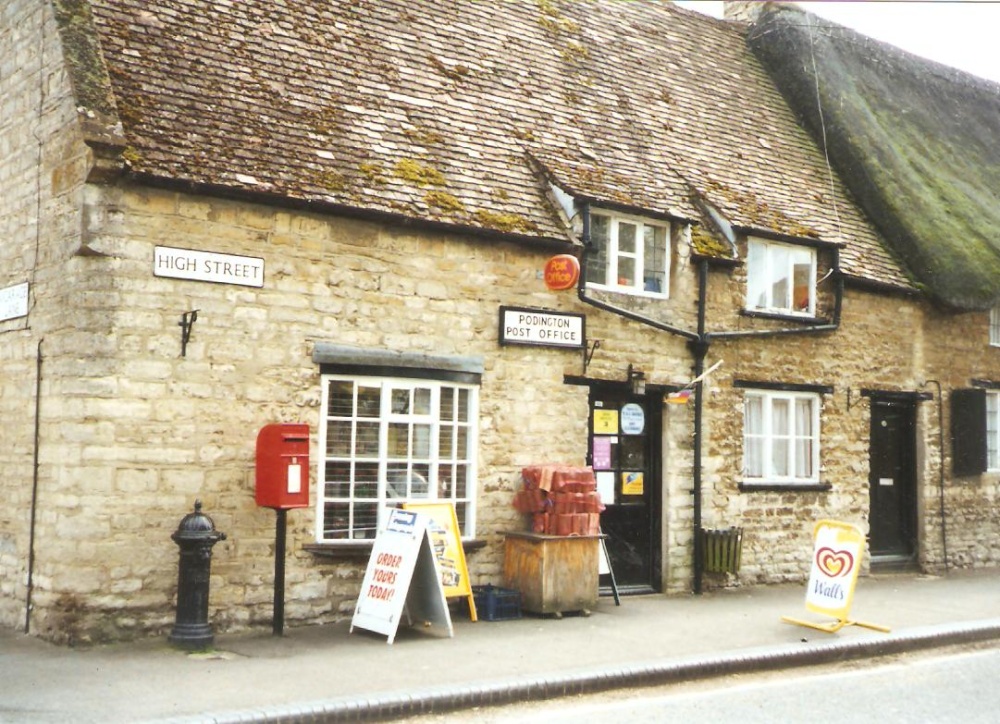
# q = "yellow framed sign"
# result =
<box><xmin>402</xmin><ymin>502</ymin><xmax>478</xmax><ymax>622</ymax></box>
<box><xmin>782</xmin><ymin>519</ymin><xmax>889</xmax><ymax>634</ymax></box>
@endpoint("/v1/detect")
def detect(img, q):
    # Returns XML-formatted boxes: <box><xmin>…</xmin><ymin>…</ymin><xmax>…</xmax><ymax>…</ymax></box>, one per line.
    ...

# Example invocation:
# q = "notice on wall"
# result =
<box><xmin>351</xmin><ymin>507</ymin><xmax>453</xmax><ymax>643</ymax></box>
<box><xmin>622</xmin><ymin>472</ymin><xmax>644</xmax><ymax>496</ymax></box>
<box><xmin>154</xmin><ymin>246</ymin><xmax>265</xmax><ymax>288</ymax></box>
<box><xmin>592</xmin><ymin>437</ymin><xmax>612</xmax><ymax>470</ymax></box>
<box><xmin>0</xmin><ymin>282</ymin><xmax>28</xmax><ymax>322</ymax></box>
<box><xmin>403</xmin><ymin>502</ymin><xmax>477</xmax><ymax>621</ymax></box>
<box><xmin>593</xmin><ymin>409</ymin><xmax>619</xmax><ymax>435</ymax></box>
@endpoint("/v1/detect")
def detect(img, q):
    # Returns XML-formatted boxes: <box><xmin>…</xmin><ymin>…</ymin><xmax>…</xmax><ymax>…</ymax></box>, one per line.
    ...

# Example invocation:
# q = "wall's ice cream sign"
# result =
<box><xmin>782</xmin><ymin>519</ymin><xmax>890</xmax><ymax>634</ymax></box>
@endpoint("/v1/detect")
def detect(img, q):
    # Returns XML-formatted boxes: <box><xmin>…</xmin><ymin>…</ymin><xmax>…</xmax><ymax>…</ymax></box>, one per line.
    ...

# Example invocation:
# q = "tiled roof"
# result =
<box><xmin>750</xmin><ymin>3</ymin><xmax>1000</xmax><ymax>309</ymax></box>
<box><xmin>72</xmin><ymin>0</ymin><xmax>912</xmax><ymax>288</ymax></box>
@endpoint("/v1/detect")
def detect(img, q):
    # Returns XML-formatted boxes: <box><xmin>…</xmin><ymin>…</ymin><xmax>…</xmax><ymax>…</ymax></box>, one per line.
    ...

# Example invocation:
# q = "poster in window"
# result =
<box><xmin>622</xmin><ymin>471</ymin><xmax>644</xmax><ymax>496</ymax></box>
<box><xmin>593</xmin><ymin>409</ymin><xmax>619</xmax><ymax>434</ymax></box>
<box><xmin>597</xmin><ymin>471</ymin><xmax>616</xmax><ymax>505</ymax></box>
<box><xmin>592</xmin><ymin>437</ymin><xmax>613</xmax><ymax>470</ymax></box>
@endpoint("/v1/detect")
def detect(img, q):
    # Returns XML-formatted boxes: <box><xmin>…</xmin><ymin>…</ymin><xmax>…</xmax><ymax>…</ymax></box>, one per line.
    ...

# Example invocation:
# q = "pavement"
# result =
<box><xmin>3</xmin><ymin>568</ymin><xmax>1000</xmax><ymax>723</ymax></box>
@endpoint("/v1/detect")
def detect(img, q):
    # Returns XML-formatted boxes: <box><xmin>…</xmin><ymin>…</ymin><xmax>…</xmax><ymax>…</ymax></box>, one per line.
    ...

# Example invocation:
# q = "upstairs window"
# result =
<box><xmin>746</xmin><ymin>238</ymin><xmax>816</xmax><ymax>315</ymax></box>
<box><xmin>990</xmin><ymin>307</ymin><xmax>1000</xmax><ymax>346</ymax></box>
<box><xmin>587</xmin><ymin>211</ymin><xmax>669</xmax><ymax>296</ymax></box>
<box><xmin>743</xmin><ymin>390</ymin><xmax>820</xmax><ymax>484</ymax></box>
<box><xmin>318</xmin><ymin>375</ymin><xmax>478</xmax><ymax>542</ymax></box>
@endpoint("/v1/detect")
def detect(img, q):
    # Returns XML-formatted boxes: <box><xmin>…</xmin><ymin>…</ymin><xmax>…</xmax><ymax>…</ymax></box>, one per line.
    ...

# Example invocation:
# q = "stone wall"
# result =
<box><xmin>21</xmin><ymin>180</ymin><xmax>695</xmax><ymax>643</ymax></box>
<box><xmin>0</xmin><ymin>0</ymin><xmax>92</xmax><ymax>631</ymax></box>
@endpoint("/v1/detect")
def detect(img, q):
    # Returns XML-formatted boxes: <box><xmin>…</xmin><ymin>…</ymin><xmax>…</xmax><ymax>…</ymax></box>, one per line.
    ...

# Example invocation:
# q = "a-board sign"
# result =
<box><xmin>782</xmin><ymin>519</ymin><xmax>889</xmax><ymax>634</ymax></box>
<box><xmin>351</xmin><ymin>507</ymin><xmax>453</xmax><ymax>644</ymax></box>
<box><xmin>403</xmin><ymin>502</ymin><xmax>478</xmax><ymax>622</ymax></box>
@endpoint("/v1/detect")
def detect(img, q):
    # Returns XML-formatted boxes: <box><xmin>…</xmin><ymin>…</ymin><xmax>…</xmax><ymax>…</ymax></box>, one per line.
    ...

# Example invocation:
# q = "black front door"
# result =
<box><xmin>868</xmin><ymin>399</ymin><xmax>918</xmax><ymax>560</ymax></box>
<box><xmin>588</xmin><ymin>384</ymin><xmax>661</xmax><ymax>593</ymax></box>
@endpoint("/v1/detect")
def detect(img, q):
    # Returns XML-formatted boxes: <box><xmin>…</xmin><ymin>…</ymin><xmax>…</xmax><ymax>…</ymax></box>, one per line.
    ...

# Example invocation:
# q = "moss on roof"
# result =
<box><xmin>749</xmin><ymin>3</ymin><xmax>1000</xmax><ymax>310</ymax></box>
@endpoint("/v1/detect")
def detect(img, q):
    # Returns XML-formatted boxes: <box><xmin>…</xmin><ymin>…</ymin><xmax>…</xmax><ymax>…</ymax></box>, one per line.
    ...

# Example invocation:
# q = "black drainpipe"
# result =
<box><xmin>691</xmin><ymin>259</ymin><xmax>710</xmax><ymax>594</ymax></box>
<box><xmin>26</xmin><ymin>339</ymin><xmax>43</xmax><ymax>633</ymax></box>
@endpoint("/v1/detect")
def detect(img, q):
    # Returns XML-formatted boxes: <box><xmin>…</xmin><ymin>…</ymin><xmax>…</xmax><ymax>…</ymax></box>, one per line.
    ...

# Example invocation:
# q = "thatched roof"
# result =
<box><xmin>748</xmin><ymin>3</ymin><xmax>1000</xmax><ymax>310</ymax></box>
<box><xmin>60</xmin><ymin>0</ymin><xmax>909</xmax><ymax>289</ymax></box>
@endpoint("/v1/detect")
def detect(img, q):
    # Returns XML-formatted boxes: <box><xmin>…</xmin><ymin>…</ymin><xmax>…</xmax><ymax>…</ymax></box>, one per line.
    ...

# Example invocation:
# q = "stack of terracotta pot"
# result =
<box><xmin>514</xmin><ymin>465</ymin><xmax>604</xmax><ymax>536</ymax></box>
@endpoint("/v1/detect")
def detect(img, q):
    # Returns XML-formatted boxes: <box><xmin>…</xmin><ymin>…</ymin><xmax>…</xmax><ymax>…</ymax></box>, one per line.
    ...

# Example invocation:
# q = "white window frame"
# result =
<box><xmin>987</xmin><ymin>391</ymin><xmax>1000</xmax><ymax>471</ymax></box>
<box><xmin>586</xmin><ymin>210</ymin><xmax>670</xmax><ymax>297</ymax></box>
<box><xmin>990</xmin><ymin>307</ymin><xmax>1000</xmax><ymax>347</ymax></box>
<box><xmin>317</xmin><ymin>374</ymin><xmax>478</xmax><ymax>543</ymax></box>
<box><xmin>746</xmin><ymin>237</ymin><xmax>817</xmax><ymax>316</ymax></box>
<box><xmin>743</xmin><ymin>390</ymin><xmax>821</xmax><ymax>484</ymax></box>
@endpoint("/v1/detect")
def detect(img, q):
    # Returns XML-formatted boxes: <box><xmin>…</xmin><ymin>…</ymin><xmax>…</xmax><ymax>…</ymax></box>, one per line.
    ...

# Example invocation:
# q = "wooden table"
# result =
<box><xmin>502</xmin><ymin>532</ymin><xmax>601</xmax><ymax>617</ymax></box>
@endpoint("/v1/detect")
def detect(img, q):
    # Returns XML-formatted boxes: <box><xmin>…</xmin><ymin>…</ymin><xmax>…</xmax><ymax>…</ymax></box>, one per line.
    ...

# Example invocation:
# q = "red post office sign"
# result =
<box><xmin>543</xmin><ymin>254</ymin><xmax>580</xmax><ymax>291</ymax></box>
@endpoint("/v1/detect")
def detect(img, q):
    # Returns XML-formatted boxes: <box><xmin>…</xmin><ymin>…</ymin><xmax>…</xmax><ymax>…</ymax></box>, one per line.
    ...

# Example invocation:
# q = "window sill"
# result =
<box><xmin>304</xmin><ymin>538</ymin><xmax>488</xmax><ymax>559</ymax></box>
<box><xmin>740</xmin><ymin>309</ymin><xmax>829</xmax><ymax>325</ymax></box>
<box><xmin>739</xmin><ymin>482</ymin><xmax>831</xmax><ymax>493</ymax></box>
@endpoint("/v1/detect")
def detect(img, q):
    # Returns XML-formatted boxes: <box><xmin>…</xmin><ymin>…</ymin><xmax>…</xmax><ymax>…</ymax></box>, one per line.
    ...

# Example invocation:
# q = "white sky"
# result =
<box><xmin>674</xmin><ymin>1</ymin><xmax>1000</xmax><ymax>84</ymax></box>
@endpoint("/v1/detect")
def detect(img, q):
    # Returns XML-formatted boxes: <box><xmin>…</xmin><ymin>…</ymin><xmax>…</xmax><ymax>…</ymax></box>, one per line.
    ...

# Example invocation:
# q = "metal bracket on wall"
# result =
<box><xmin>179</xmin><ymin>310</ymin><xmax>199</xmax><ymax>357</ymax></box>
<box><xmin>583</xmin><ymin>339</ymin><xmax>601</xmax><ymax>373</ymax></box>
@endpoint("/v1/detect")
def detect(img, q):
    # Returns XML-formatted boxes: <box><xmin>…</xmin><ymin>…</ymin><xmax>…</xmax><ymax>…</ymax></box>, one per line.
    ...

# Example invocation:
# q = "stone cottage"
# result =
<box><xmin>2</xmin><ymin>0</ymin><xmax>1000</xmax><ymax>644</ymax></box>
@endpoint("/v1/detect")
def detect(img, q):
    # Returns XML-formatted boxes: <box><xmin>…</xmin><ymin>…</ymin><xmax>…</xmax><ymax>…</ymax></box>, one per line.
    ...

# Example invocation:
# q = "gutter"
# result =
<box><xmin>26</xmin><ymin>339</ymin><xmax>43</xmax><ymax>633</ymax></box>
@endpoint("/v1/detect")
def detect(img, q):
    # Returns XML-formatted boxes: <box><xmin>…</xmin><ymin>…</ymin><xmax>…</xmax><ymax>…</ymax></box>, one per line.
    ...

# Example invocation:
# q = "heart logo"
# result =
<box><xmin>816</xmin><ymin>547</ymin><xmax>854</xmax><ymax>578</ymax></box>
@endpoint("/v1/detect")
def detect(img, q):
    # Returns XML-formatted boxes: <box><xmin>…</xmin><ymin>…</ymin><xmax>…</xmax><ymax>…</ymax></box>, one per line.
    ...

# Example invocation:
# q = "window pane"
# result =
<box><xmin>617</xmin><ymin>257</ymin><xmax>636</xmax><ymax>287</ymax></box>
<box><xmin>772</xmin><ymin>439</ymin><xmax>789</xmax><ymax>476</ymax></box>
<box><xmin>327</xmin><ymin>381</ymin><xmax>354</xmax><ymax>417</ymax></box>
<box><xmin>618</xmin><ymin>221</ymin><xmax>637</xmax><ymax>253</ymax></box>
<box><xmin>455</xmin><ymin>465</ymin><xmax>468</xmax><ymax>497</ymax></box>
<box><xmin>439</xmin><ymin>425</ymin><xmax>454</xmax><ymax>457</ymax></box>
<box><xmin>391</xmin><ymin>388</ymin><xmax>410</xmax><ymax>414</ymax></box>
<box><xmin>412</xmin><ymin>464</ymin><xmax>431</xmax><ymax>497</ymax></box>
<box><xmin>793</xmin><ymin>258</ymin><xmax>812</xmax><ymax>312</ymax></box>
<box><xmin>354</xmin><ymin>462</ymin><xmax>379</xmax><ymax>498</ymax></box>
<box><xmin>352</xmin><ymin>504</ymin><xmax>379</xmax><ymax>540</ymax></box>
<box><xmin>412</xmin><ymin>423</ymin><xmax>432</xmax><ymax>457</ymax></box>
<box><xmin>457</xmin><ymin>389</ymin><xmax>469</xmax><ymax>422</ymax></box>
<box><xmin>323</xmin><ymin>502</ymin><xmax>351</xmax><ymax>539</ymax></box>
<box><xmin>386</xmin><ymin>463</ymin><xmax>409</xmax><ymax>498</ymax></box>
<box><xmin>356</xmin><ymin>421</ymin><xmax>380</xmax><ymax>458</ymax></box>
<box><xmin>324</xmin><ymin>460</ymin><xmax>351</xmax><ymax>498</ymax></box>
<box><xmin>771</xmin><ymin>399</ymin><xmax>790</xmax><ymax>435</ymax></box>
<box><xmin>440</xmin><ymin>387</ymin><xmax>455</xmax><ymax>420</ymax></box>
<box><xmin>414</xmin><ymin>387</ymin><xmax>432</xmax><ymax>415</ymax></box>
<box><xmin>438</xmin><ymin>464</ymin><xmax>454</xmax><ymax>497</ymax></box>
<box><xmin>357</xmin><ymin>386</ymin><xmax>381</xmax><ymax>418</ymax></box>
<box><xmin>588</xmin><ymin>214</ymin><xmax>610</xmax><ymax>284</ymax></box>
<box><xmin>643</xmin><ymin>225</ymin><xmax>666</xmax><ymax>293</ymax></box>
<box><xmin>326</xmin><ymin>419</ymin><xmax>352</xmax><ymax>456</ymax></box>
<box><xmin>388</xmin><ymin>422</ymin><xmax>410</xmax><ymax>456</ymax></box>
<box><xmin>456</xmin><ymin>427</ymin><xmax>468</xmax><ymax>458</ymax></box>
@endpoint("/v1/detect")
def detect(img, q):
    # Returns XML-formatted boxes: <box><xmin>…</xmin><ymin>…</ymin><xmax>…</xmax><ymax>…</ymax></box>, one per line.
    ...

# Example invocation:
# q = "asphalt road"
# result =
<box><xmin>412</xmin><ymin>642</ymin><xmax>1000</xmax><ymax>723</ymax></box>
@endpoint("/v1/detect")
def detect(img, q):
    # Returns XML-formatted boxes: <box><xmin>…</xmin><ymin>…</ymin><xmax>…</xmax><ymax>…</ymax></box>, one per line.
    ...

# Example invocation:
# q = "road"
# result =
<box><xmin>410</xmin><ymin>643</ymin><xmax>1000</xmax><ymax>723</ymax></box>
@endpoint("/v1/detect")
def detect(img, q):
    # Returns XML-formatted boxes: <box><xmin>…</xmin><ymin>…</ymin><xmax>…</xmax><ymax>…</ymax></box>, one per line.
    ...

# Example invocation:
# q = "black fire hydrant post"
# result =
<box><xmin>169</xmin><ymin>500</ymin><xmax>227</xmax><ymax>649</ymax></box>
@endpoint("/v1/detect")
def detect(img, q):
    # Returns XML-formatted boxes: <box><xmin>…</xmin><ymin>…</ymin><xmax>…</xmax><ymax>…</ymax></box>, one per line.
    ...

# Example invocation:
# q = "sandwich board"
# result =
<box><xmin>782</xmin><ymin>519</ymin><xmax>889</xmax><ymax>634</ymax></box>
<box><xmin>351</xmin><ymin>507</ymin><xmax>453</xmax><ymax>644</ymax></box>
<box><xmin>403</xmin><ymin>502</ymin><xmax>478</xmax><ymax>621</ymax></box>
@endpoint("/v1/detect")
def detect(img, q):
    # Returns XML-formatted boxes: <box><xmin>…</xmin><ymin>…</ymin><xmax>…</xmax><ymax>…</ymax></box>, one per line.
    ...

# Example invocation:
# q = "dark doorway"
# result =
<box><xmin>868</xmin><ymin>398</ymin><xmax>918</xmax><ymax>563</ymax></box>
<box><xmin>588</xmin><ymin>384</ymin><xmax>661</xmax><ymax>593</ymax></box>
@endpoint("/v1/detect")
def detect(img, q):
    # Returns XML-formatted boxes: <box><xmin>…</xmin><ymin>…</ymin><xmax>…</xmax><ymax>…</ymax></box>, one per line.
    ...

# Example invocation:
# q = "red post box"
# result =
<box><xmin>255</xmin><ymin>423</ymin><xmax>310</xmax><ymax>509</ymax></box>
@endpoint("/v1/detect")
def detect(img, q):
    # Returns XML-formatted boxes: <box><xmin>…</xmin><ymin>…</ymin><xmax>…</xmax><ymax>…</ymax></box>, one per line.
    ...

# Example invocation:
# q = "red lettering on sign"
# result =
<box><xmin>543</xmin><ymin>254</ymin><xmax>580</xmax><ymax>291</ymax></box>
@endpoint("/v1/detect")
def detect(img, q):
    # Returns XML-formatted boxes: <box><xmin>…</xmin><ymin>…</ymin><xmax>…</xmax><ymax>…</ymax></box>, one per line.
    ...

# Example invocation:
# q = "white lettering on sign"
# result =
<box><xmin>0</xmin><ymin>282</ymin><xmax>29</xmax><ymax>322</ymax></box>
<box><xmin>499</xmin><ymin>307</ymin><xmax>585</xmax><ymax>349</ymax></box>
<box><xmin>154</xmin><ymin>246</ymin><xmax>265</xmax><ymax>288</ymax></box>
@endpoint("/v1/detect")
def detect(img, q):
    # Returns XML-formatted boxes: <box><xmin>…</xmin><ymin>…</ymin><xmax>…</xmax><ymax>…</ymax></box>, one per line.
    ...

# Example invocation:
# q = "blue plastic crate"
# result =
<box><xmin>473</xmin><ymin>584</ymin><xmax>522</xmax><ymax>621</ymax></box>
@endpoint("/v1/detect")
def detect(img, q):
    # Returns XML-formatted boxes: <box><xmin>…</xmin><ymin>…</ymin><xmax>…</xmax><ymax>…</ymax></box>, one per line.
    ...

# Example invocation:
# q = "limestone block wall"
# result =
<box><xmin>0</xmin><ymin>0</ymin><xmax>93</xmax><ymax>630</ymax></box>
<box><xmin>21</xmin><ymin>179</ymin><xmax>695</xmax><ymax>643</ymax></box>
